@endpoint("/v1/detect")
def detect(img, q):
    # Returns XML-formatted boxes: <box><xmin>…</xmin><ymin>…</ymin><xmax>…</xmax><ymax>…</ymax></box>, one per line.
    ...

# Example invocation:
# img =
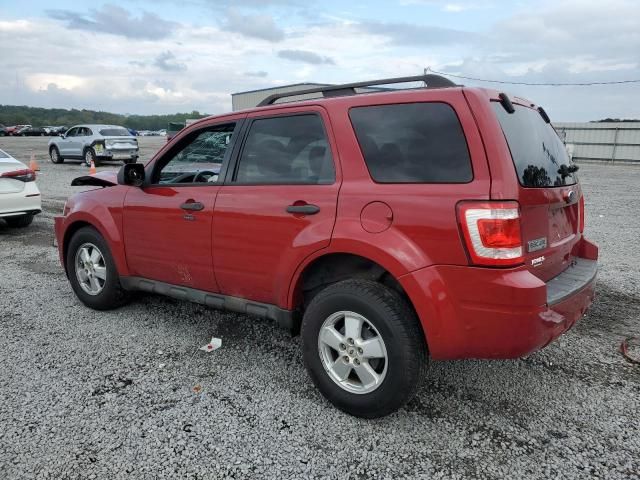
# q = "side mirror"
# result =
<box><xmin>117</xmin><ymin>163</ymin><xmax>145</xmax><ymax>187</ymax></box>
<box><xmin>60</xmin><ymin>134</ymin><xmax>66</xmax><ymax>139</ymax></box>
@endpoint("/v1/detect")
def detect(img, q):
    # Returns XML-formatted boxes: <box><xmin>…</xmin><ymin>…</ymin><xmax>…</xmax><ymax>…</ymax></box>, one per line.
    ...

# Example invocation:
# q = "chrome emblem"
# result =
<box><xmin>528</xmin><ymin>237</ymin><xmax>547</xmax><ymax>252</ymax></box>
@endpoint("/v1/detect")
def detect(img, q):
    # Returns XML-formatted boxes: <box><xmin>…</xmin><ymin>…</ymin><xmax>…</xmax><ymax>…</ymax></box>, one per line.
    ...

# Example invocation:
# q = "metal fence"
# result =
<box><xmin>554</xmin><ymin>122</ymin><xmax>640</xmax><ymax>163</ymax></box>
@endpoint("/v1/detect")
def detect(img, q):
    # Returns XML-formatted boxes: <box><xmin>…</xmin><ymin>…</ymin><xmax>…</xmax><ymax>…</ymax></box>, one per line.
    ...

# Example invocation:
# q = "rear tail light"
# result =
<box><xmin>579</xmin><ymin>195</ymin><xmax>585</xmax><ymax>233</ymax></box>
<box><xmin>457</xmin><ymin>201</ymin><xmax>524</xmax><ymax>266</ymax></box>
<box><xmin>0</xmin><ymin>169</ymin><xmax>36</xmax><ymax>182</ymax></box>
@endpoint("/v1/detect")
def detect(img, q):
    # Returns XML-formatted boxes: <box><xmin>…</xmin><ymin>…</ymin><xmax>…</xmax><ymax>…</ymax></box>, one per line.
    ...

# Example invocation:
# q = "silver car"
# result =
<box><xmin>48</xmin><ymin>124</ymin><xmax>139</xmax><ymax>166</ymax></box>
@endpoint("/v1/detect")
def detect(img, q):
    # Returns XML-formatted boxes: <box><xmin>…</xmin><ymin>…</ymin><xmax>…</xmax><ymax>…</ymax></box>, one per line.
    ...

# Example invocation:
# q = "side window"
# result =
<box><xmin>234</xmin><ymin>114</ymin><xmax>335</xmax><ymax>185</ymax></box>
<box><xmin>66</xmin><ymin>128</ymin><xmax>77</xmax><ymax>137</ymax></box>
<box><xmin>155</xmin><ymin>124</ymin><xmax>235</xmax><ymax>185</ymax></box>
<box><xmin>85</xmin><ymin>128</ymin><xmax>93</xmax><ymax>136</ymax></box>
<box><xmin>349</xmin><ymin>103</ymin><xmax>473</xmax><ymax>183</ymax></box>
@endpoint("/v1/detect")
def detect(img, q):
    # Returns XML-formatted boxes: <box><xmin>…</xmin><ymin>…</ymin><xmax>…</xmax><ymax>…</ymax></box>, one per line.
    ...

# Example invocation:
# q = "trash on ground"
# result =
<box><xmin>620</xmin><ymin>337</ymin><xmax>640</xmax><ymax>364</ymax></box>
<box><xmin>200</xmin><ymin>337</ymin><xmax>222</xmax><ymax>353</ymax></box>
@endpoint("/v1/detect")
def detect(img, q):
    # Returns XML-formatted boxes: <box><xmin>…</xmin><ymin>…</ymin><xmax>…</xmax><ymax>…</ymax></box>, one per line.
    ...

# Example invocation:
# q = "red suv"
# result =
<box><xmin>55</xmin><ymin>75</ymin><xmax>598</xmax><ymax>418</ymax></box>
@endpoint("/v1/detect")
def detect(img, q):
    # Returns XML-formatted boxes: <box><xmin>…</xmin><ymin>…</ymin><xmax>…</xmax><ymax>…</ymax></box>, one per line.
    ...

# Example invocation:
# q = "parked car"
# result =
<box><xmin>48</xmin><ymin>124</ymin><xmax>139</xmax><ymax>166</ymax></box>
<box><xmin>54</xmin><ymin>75</ymin><xmax>598</xmax><ymax>418</ymax></box>
<box><xmin>0</xmin><ymin>148</ymin><xmax>41</xmax><ymax>227</ymax></box>
<box><xmin>6</xmin><ymin>125</ymin><xmax>30</xmax><ymax>136</ymax></box>
<box><xmin>17</xmin><ymin>126</ymin><xmax>48</xmax><ymax>136</ymax></box>
<box><xmin>43</xmin><ymin>126</ymin><xmax>65</xmax><ymax>136</ymax></box>
<box><xmin>0</xmin><ymin>125</ymin><xmax>7</xmax><ymax>136</ymax></box>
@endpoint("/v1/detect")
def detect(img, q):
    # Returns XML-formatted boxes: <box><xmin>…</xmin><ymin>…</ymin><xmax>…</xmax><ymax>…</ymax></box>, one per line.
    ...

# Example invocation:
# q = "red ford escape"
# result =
<box><xmin>55</xmin><ymin>75</ymin><xmax>598</xmax><ymax>418</ymax></box>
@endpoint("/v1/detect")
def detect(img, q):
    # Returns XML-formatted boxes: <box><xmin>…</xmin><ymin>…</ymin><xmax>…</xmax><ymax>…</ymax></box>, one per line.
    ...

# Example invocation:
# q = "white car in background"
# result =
<box><xmin>0</xmin><ymin>148</ymin><xmax>41</xmax><ymax>228</ymax></box>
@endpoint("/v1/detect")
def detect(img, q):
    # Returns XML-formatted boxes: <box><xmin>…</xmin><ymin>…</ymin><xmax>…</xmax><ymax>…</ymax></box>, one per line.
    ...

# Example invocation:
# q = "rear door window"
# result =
<box><xmin>349</xmin><ymin>102</ymin><xmax>472</xmax><ymax>183</ymax></box>
<box><xmin>492</xmin><ymin>103</ymin><xmax>576</xmax><ymax>187</ymax></box>
<box><xmin>234</xmin><ymin>114</ymin><xmax>335</xmax><ymax>185</ymax></box>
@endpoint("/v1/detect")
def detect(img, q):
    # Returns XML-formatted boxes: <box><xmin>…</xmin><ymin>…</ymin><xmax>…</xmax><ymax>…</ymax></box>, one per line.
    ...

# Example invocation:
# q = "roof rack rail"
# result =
<box><xmin>256</xmin><ymin>74</ymin><xmax>457</xmax><ymax>107</ymax></box>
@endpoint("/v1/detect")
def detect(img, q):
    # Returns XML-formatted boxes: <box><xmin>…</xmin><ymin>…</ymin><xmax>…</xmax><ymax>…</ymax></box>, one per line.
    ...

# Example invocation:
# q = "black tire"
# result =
<box><xmin>49</xmin><ymin>146</ymin><xmax>64</xmax><ymax>164</ymax></box>
<box><xmin>66</xmin><ymin>226</ymin><xmax>129</xmax><ymax>310</ymax></box>
<box><xmin>4</xmin><ymin>214</ymin><xmax>34</xmax><ymax>228</ymax></box>
<box><xmin>301</xmin><ymin>279</ymin><xmax>427</xmax><ymax>418</ymax></box>
<box><xmin>83</xmin><ymin>147</ymin><xmax>98</xmax><ymax>167</ymax></box>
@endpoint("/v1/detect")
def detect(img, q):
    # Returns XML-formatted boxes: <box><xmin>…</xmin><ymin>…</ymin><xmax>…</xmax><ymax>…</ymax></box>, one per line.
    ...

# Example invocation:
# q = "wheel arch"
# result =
<box><xmin>61</xmin><ymin>215</ymin><xmax>129</xmax><ymax>277</ymax></box>
<box><xmin>289</xmin><ymin>251</ymin><xmax>429</xmax><ymax>349</ymax></box>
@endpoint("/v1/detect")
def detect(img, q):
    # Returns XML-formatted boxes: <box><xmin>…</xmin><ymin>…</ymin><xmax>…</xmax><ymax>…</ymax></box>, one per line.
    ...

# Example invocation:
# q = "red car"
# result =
<box><xmin>55</xmin><ymin>75</ymin><xmax>598</xmax><ymax>418</ymax></box>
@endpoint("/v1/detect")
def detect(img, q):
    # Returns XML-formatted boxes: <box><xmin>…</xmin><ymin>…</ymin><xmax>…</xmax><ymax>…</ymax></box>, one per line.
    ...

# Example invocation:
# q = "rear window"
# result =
<box><xmin>349</xmin><ymin>102</ymin><xmax>472</xmax><ymax>183</ymax></box>
<box><xmin>493</xmin><ymin>103</ymin><xmax>576</xmax><ymax>187</ymax></box>
<box><xmin>100</xmin><ymin>127</ymin><xmax>131</xmax><ymax>136</ymax></box>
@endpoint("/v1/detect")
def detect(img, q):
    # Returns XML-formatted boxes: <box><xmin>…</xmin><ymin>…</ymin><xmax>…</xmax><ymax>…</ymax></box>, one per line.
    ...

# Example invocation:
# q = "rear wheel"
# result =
<box><xmin>66</xmin><ymin>226</ymin><xmax>128</xmax><ymax>310</ymax></box>
<box><xmin>83</xmin><ymin>148</ymin><xmax>98</xmax><ymax>167</ymax></box>
<box><xmin>301</xmin><ymin>279</ymin><xmax>427</xmax><ymax>418</ymax></box>
<box><xmin>49</xmin><ymin>146</ymin><xmax>64</xmax><ymax>164</ymax></box>
<box><xmin>4</xmin><ymin>214</ymin><xmax>34</xmax><ymax>228</ymax></box>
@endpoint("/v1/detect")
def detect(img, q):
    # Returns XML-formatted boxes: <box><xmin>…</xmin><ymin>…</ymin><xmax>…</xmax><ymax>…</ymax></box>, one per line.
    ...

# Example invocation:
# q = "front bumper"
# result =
<box><xmin>54</xmin><ymin>216</ymin><xmax>65</xmax><ymax>267</ymax></box>
<box><xmin>399</xmin><ymin>238</ymin><xmax>598</xmax><ymax>360</ymax></box>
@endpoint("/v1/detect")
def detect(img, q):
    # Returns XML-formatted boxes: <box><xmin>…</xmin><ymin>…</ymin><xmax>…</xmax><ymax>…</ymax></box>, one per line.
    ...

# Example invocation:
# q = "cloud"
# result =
<box><xmin>356</xmin><ymin>21</ymin><xmax>479</xmax><ymax>46</ymax></box>
<box><xmin>399</xmin><ymin>0</ymin><xmax>489</xmax><ymax>11</ymax></box>
<box><xmin>245</xmin><ymin>71</ymin><xmax>269</xmax><ymax>78</ymax></box>
<box><xmin>3</xmin><ymin>1</ymin><xmax>640</xmax><ymax>122</ymax></box>
<box><xmin>153</xmin><ymin>51</ymin><xmax>187</xmax><ymax>72</ymax></box>
<box><xmin>46</xmin><ymin>4</ymin><xmax>177</xmax><ymax>40</ymax></box>
<box><xmin>221</xmin><ymin>10</ymin><xmax>284</xmax><ymax>42</ymax></box>
<box><xmin>277</xmin><ymin>49</ymin><xmax>334</xmax><ymax>65</ymax></box>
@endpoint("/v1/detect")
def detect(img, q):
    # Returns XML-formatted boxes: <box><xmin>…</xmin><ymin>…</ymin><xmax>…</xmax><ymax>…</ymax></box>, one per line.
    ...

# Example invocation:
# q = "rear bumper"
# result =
<box><xmin>98</xmin><ymin>149</ymin><xmax>138</xmax><ymax>160</ymax></box>
<box><xmin>0</xmin><ymin>183</ymin><xmax>41</xmax><ymax>217</ymax></box>
<box><xmin>400</xmin><ymin>238</ymin><xmax>598</xmax><ymax>360</ymax></box>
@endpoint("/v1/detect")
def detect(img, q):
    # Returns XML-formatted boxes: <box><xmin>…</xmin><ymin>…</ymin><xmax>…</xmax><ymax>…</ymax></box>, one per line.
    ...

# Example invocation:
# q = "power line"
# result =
<box><xmin>427</xmin><ymin>68</ymin><xmax>640</xmax><ymax>86</ymax></box>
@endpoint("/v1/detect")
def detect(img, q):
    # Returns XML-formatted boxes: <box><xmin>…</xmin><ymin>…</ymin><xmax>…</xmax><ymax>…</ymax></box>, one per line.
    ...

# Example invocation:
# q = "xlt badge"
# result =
<box><xmin>528</xmin><ymin>237</ymin><xmax>547</xmax><ymax>253</ymax></box>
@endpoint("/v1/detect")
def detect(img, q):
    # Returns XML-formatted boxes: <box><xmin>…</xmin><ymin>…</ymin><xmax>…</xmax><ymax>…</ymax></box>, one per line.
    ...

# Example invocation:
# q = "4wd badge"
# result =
<box><xmin>527</xmin><ymin>237</ymin><xmax>547</xmax><ymax>253</ymax></box>
<box><xmin>531</xmin><ymin>256</ymin><xmax>545</xmax><ymax>267</ymax></box>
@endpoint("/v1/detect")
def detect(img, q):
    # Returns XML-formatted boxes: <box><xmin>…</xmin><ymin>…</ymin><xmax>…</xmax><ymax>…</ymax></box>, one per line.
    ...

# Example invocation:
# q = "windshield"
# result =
<box><xmin>493</xmin><ymin>103</ymin><xmax>576</xmax><ymax>187</ymax></box>
<box><xmin>100</xmin><ymin>128</ymin><xmax>131</xmax><ymax>136</ymax></box>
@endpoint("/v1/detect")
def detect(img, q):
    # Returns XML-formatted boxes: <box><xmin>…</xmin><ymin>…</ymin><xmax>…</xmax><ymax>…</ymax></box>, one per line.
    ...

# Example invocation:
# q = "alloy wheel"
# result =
<box><xmin>74</xmin><ymin>243</ymin><xmax>107</xmax><ymax>295</ymax></box>
<box><xmin>317</xmin><ymin>311</ymin><xmax>388</xmax><ymax>394</ymax></box>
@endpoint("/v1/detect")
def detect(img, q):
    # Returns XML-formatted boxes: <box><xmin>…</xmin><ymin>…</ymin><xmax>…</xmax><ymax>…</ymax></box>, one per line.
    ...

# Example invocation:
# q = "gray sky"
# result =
<box><xmin>1</xmin><ymin>0</ymin><xmax>639</xmax><ymax>121</ymax></box>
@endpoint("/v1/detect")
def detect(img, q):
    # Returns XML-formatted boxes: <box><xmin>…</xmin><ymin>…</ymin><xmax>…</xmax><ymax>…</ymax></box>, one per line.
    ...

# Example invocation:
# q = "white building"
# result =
<box><xmin>554</xmin><ymin>122</ymin><xmax>640</xmax><ymax>163</ymax></box>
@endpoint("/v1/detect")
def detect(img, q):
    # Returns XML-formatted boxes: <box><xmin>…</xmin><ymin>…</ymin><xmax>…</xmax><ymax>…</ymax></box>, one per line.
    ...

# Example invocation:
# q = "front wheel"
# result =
<box><xmin>49</xmin><ymin>146</ymin><xmax>64</xmax><ymax>164</ymax></box>
<box><xmin>66</xmin><ymin>226</ymin><xmax>129</xmax><ymax>310</ymax></box>
<box><xmin>301</xmin><ymin>279</ymin><xmax>427</xmax><ymax>418</ymax></box>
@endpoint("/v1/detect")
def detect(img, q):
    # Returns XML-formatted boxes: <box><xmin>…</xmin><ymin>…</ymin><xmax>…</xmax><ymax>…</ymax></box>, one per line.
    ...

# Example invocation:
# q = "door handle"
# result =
<box><xmin>286</xmin><ymin>204</ymin><xmax>320</xmax><ymax>215</ymax></box>
<box><xmin>180</xmin><ymin>200</ymin><xmax>204</xmax><ymax>211</ymax></box>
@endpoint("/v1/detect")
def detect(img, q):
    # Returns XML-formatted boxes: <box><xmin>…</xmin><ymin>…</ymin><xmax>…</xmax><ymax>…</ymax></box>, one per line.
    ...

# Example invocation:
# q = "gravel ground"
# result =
<box><xmin>0</xmin><ymin>136</ymin><xmax>639</xmax><ymax>479</ymax></box>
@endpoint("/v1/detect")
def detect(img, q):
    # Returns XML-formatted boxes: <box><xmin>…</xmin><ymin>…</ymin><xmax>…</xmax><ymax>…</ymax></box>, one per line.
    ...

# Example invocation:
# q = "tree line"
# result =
<box><xmin>0</xmin><ymin>105</ymin><xmax>209</xmax><ymax>131</ymax></box>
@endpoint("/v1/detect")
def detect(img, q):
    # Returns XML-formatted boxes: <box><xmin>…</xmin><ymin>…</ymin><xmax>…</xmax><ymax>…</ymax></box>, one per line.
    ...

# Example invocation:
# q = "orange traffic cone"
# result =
<box><xmin>89</xmin><ymin>159</ymin><xmax>97</xmax><ymax>175</ymax></box>
<box><xmin>29</xmin><ymin>153</ymin><xmax>40</xmax><ymax>172</ymax></box>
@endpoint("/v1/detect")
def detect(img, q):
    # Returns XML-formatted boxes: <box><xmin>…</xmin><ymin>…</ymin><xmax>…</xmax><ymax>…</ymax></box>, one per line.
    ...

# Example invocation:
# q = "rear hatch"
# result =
<box><xmin>98</xmin><ymin>127</ymin><xmax>138</xmax><ymax>152</ymax></box>
<box><xmin>492</xmin><ymin>102</ymin><xmax>581</xmax><ymax>282</ymax></box>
